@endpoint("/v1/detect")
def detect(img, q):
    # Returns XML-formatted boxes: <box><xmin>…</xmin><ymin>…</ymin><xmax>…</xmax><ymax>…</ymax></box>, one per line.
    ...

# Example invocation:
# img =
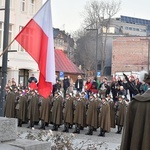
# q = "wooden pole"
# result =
<box><xmin>0</xmin><ymin>39</ymin><xmax>15</xmax><ymax>57</ymax></box>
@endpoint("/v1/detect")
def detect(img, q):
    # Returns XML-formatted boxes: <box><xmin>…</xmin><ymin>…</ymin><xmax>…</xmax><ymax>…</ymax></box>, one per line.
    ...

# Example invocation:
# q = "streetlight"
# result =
<box><xmin>86</xmin><ymin>29</ymin><xmax>98</xmax><ymax>76</ymax></box>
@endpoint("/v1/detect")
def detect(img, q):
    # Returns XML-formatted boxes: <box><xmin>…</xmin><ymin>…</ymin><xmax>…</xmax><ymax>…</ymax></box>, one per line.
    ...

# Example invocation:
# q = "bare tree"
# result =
<box><xmin>73</xmin><ymin>29</ymin><xmax>96</xmax><ymax>73</ymax></box>
<box><xmin>82</xmin><ymin>0</ymin><xmax>121</xmax><ymax>75</ymax></box>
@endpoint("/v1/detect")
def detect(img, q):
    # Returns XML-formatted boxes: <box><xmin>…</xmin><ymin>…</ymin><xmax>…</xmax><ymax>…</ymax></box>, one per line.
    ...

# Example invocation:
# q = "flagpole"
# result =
<box><xmin>0</xmin><ymin>39</ymin><xmax>15</xmax><ymax>57</ymax></box>
<box><xmin>0</xmin><ymin>0</ymin><xmax>10</xmax><ymax>116</ymax></box>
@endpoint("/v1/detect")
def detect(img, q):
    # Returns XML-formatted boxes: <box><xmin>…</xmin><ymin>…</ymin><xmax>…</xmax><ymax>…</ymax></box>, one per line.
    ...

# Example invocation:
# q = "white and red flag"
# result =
<box><xmin>15</xmin><ymin>0</ymin><xmax>55</xmax><ymax>98</ymax></box>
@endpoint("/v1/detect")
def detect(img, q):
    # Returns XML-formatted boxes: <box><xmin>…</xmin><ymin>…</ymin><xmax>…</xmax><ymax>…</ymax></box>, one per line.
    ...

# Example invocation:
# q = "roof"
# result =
<box><xmin>55</xmin><ymin>49</ymin><xmax>84</xmax><ymax>74</ymax></box>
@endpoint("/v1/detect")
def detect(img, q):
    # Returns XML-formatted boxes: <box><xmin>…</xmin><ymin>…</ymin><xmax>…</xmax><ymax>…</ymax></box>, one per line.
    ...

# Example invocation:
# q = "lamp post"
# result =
<box><xmin>0</xmin><ymin>0</ymin><xmax>10</xmax><ymax>116</ymax></box>
<box><xmin>86</xmin><ymin>29</ymin><xmax>98</xmax><ymax>76</ymax></box>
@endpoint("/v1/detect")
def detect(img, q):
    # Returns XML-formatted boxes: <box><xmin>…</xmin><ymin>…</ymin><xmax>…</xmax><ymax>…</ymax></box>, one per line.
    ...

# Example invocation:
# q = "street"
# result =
<box><xmin>18</xmin><ymin>123</ymin><xmax>122</xmax><ymax>150</ymax></box>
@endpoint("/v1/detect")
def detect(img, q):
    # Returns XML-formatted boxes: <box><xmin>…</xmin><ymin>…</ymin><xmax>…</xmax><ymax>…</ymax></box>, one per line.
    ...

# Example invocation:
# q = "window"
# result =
<box><xmin>30</xmin><ymin>0</ymin><xmax>35</xmax><ymax>14</ymax></box>
<box><xmin>125</xmin><ymin>27</ymin><xmax>128</xmax><ymax>30</ymax></box>
<box><xmin>18</xmin><ymin>26</ymin><xmax>24</xmax><ymax>52</ymax></box>
<box><xmin>0</xmin><ymin>23</ymin><xmax>3</xmax><ymax>50</ymax></box>
<box><xmin>129</xmin><ymin>27</ymin><xmax>132</xmax><ymax>30</ymax></box>
<box><xmin>8</xmin><ymin>25</ymin><xmax>12</xmax><ymax>49</ymax></box>
<box><xmin>21</xmin><ymin>0</ymin><xmax>26</xmax><ymax>12</ymax></box>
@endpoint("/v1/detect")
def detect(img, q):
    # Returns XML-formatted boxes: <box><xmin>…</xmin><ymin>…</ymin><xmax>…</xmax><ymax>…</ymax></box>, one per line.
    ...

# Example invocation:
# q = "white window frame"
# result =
<box><xmin>21</xmin><ymin>0</ymin><xmax>26</xmax><ymax>12</ymax></box>
<box><xmin>30</xmin><ymin>0</ymin><xmax>35</xmax><ymax>14</ymax></box>
<box><xmin>18</xmin><ymin>26</ymin><xmax>24</xmax><ymax>52</ymax></box>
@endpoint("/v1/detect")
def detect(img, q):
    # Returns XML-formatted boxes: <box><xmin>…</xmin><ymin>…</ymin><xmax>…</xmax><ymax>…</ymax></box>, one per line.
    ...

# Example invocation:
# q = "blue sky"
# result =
<box><xmin>43</xmin><ymin>0</ymin><xmax>150</xmax><ymax>33</ymax></box>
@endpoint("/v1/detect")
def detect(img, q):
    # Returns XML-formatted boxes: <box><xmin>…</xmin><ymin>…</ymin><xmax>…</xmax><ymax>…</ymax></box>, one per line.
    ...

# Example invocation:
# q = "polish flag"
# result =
<box><xmin>15</xmin><ymin>0</ymin><xmax>55</xmax><ymax>98</ymax></box>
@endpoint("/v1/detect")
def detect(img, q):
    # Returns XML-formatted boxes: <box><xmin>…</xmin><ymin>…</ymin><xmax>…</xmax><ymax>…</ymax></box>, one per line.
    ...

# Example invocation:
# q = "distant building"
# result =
<box><xmin>112</xmin><ymin>36</ymin><xmax>149</xmax><ymax>75</ymax></box>
<box><xmin>0</xmin><ymin>1</ymin><xmax>76</xmax><ymax>87</ymax></box>
<box><xmin>105</xmin><ymin>15</ymin><xmax>150</xmax><ymax>36</ymax></box>
<box><xmin>53</xmin><ymin>28</ymin><xmax>75</xmax><ymax>62</ymax></box>
<box><xmin>0</xmin><ymin>0</ymin><xmax>43</xmax><ymax>86</ymax></box>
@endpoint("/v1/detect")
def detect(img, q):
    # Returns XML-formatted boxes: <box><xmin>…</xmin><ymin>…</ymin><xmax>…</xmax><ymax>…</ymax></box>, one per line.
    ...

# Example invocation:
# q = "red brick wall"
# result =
<box><xmin>112</xmin><ymin>37</ymin><xmax>149</xmax><ymax>74</ymax></box>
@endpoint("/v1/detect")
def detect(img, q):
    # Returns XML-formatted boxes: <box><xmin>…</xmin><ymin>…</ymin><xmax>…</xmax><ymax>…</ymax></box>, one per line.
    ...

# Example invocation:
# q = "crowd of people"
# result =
<box><xmin>3</xmin><ymin>73</ymin><xmax>149</xmax><ymax>138</ymax></box>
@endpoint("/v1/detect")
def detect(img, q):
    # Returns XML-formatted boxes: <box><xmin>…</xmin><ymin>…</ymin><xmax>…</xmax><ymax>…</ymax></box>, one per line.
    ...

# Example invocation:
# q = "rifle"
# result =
<box><xmin>123</xmin><ymin>73</ymin><xmax>139</xmax><ymax>95</ymax></box>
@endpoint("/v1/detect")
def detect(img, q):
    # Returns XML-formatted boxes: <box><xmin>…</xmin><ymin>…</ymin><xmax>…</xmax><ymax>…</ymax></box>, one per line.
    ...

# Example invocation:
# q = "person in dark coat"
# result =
<box><xmin>4</xmin><ymin>86</ymin><xmax>16</xmax><ymax>118</ymax></box>
<box><xmin>107</xmin><ymin>95</ymin><xmax>116</xmax><ymax>129</ymax></box>
<box><xmin>75</xmin><ymin>75</ymin><xmax>83</xmax><ymax>92</ymax></box>
<box><xmin>98</xmin><ymin>96</ymin><xmax>110</xmax><ymax>137</ymax></box>
<box><xmin>62</xmin><ymin>93</ymin><xmax>74</xmax><ymax>132</ymax></box>
<box><xmin>39</xmin><ymin>95</ymin><xmax>53</xmax><ymax>130</ymax></box>
<box><xmin>120</xmin><ymin>72</ymin><xmax>150</xmax><ymax>150</ymax></box>
<box><xmin>52</xmin><ymin>80</ymin><xmax>61</xmax><ymax>96</ymax></box>
<box><xmin>51</xmin><ymin>92</ymin><xmax>63</xmax><ymax>131</ymax></box>
<box><xmin>110</xmin><ymin>78</ymin><xmax>119</xmax><ymax>103</ymax></box>
<box><xmin>115</xmin><ymin>95</ymin><xmax>127</xmax><ymax>134</ymax></box>
<box><xmin>27</xmin><ymin>90</ymin><xmax>39</xmax><ymax>128</ymax></box>
<box><xmin>73</xmin><ymin>93</ymin><xmax>86</xmax><ymax>134</ymax></box>
<box><xmin>63</xmin><ymin>76</ymin><xmax>70</xmax><ymax>98</ymax></box>
<box><xmin>85</xmin><ymin>94</ymin><xmax>99</xmax><ymax>135</ymax></box>
<box><xmin>17</xmin><ymin>90</ymin><xmax>28</xmax><ymax>127</ymax></box>
<box><xmin>28</xmin><ymin>74</ymin><xmax>37</xmax><ymax>83</ymax></box>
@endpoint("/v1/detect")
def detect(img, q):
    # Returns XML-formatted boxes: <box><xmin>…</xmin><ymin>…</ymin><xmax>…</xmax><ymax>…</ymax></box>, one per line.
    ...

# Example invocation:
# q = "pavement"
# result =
<box><xmin>17</xmin><ymin>123</ymin><xmax>122</xmax><ymax>150</ymax></box>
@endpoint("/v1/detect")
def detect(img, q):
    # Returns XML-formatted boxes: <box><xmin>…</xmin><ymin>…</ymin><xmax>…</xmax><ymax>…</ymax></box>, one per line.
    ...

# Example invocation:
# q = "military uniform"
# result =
<box><xmin>115</xmin><ymin>96</ymin><xmax>127</xmax><ymax>134</ymax></box>
<box><xmin>27</xmin><ymin>91</ymin><xmax>39</xmax><ymax>128</ymax></box>
<box><xmin>39</xmin><ymin>95</ymin><xmax>53</xmax><ymax>129</ymax></box>
<box><xmin>120</xmin><ymin>90</ymin><xmax>150</xmax><ymax>150</ymax></box>
<box><xmin>86</xmin><ymin>95</ymin><xmax>99</xmax><ymax>135</ymax></box>
<box><xmin>4</xmin><ymin>88</ymin><xmax>16</xmax><ymax>118</ymax></box>
<box><xmin>99</xmin><ymin>97</ymin><xmax>110</xmax><ymax>136</ymax></box>
<box><xmin>73</xmin><ymin>94</ymin><xmax>86</xmax><ymax>134</ymax></box>
<box><xmin>51</xmin><ymin>92</ymin><xmax>63</xmax><ymax>131</ymax></box>
<box><xmin>62</xmin><ymin>94</ymin><xmax>74</xmax><ymax>132</ymax></box>
<box><xmin>107</xmin><ymin>96</ymin><xmax>116</xmax><ymax>128</ymax></box>
<box><xmin>17</xmin><ymin>92</ymin><xmax>28</xmax><ymax>127</ymax></box>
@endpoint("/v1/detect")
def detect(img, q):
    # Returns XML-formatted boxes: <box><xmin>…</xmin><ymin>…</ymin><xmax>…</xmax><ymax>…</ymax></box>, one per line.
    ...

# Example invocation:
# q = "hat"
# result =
<box><xmin>81</xmin><ymin>92</ymin><xmax>86</xmax><ymax>95</ymax></box>
<box><xmin>76</xmin><ymin>93</ymin><xmax>80</xmax><ymax>97</ymax></box>
<box><xmin>118</xmin><ymin>95</ymin><xmax>123</xmax><ymax>98</ymax></box>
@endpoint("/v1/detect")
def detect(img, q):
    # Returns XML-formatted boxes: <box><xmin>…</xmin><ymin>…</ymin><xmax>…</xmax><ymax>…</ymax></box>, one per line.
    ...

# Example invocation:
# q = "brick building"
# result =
<box><xmin>112</xmin><ymin>37</ymin><xmax>150</xmax><ymax>75</ymax></box>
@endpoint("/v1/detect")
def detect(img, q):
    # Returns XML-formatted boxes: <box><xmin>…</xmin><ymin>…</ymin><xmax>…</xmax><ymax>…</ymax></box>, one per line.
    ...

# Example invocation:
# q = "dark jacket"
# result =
<box><xmin>75</xmin><ymin>79</ymin><xmax>83</xmax><ymax>91</ymax></box>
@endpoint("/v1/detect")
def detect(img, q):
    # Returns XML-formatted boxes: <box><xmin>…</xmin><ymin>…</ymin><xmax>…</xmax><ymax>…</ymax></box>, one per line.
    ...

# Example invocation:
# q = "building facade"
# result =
<box><xmin>106</xmin><ymin>15</ymin><xmax>150</xmax><ymax>36</ymax></box>
<box><xmin>53</xmin><ymin>28</ymin><xmax>75</xmax><ymax>62</ymax></box>
<box><xmin>112</xmin><ymin>36</ymin><xmax>149</xmax><ymax>75</ymax></box>
<box><xmin>0</xmin><ymin>0</ymin><xmax>46</xmax><ymax>87</ymax></box>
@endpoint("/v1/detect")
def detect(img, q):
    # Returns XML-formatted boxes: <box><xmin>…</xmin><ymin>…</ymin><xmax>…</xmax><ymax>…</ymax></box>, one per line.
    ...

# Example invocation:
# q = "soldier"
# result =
<box><xmin>39</xmin><ymin>95</ymin><xmax>53</xmax><ymax>130</ymax></box>
<box><xmin>17</xmin><ymin>90</ymin><xmax>28</xmax><ymax>127</ymax></box>
<box><xmin>62</xmin><ymin>93</ymin><xmax>74</xmax><ymax>132</ymax></box>
<box><xmin>14</xmin><ymin>87</ymin><xmax>19</xmax><ymax>118</ymax></box>
<box><xmin>86</xmin><ymin>94</ymin><xmax>99</xmax><ymax>135</ymax></box>
<box><xmin>80</xmin><ymin>92</ymin><xmax>87</xmax><ymax>130</ymax></box>
<box><xmin>51</xmin><ymin>91</ymin><xmax>63</xmax><ymax>131</ymax></box>
<box><xmin>4</xmin><ymin>86</ymin><xmax>16</xmax><ymax>118</ymax></box>
<box><xmin>120</xmin><ymin>72</ymin><xmax>150</xmax><ymax>150</ymax></box>
<box><xmin>73</xmin><ymin>93</ymin><xmax>86</xmax><ymax>134</ymax></box>
<box><xmin>27</xmin><ymin>90</ymin><xmax>39</xmax><ymax>128</ymax></box>
<box><xmin>98</xmin><ymin>96</ymin><xmax>110</xmax><ymax>137</ymax></box>
<box><xmin>115</xmin><ymin>95</ymin><xmax>127</xmax><ymax>134</ymax></box>
<box><xmin>106</xmin><ymin>94</ymin><xmax>116</xmax><ymax>129</ymax></box>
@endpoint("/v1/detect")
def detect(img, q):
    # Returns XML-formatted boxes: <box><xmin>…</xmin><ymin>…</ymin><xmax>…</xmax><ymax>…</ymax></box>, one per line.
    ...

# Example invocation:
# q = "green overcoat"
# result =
<box><xmin>86</xmin><ymin>100</ymin><xmax>99</xmax><ymax>128</ymax></box>
<box><xmin>99</xmin><ymin>102</ymin><xmax>110</xmax><ymax>132</ymax></box>
<box><xmin>120</xmin><ymin>90</ymin><xmax>150</xmax><ymax>150</ymax></box>
<box><xmin>63</xmin><ymin>97</ymin><xmax>74</xmax><ymax>124</ymax></box>
<box><xmin>28</xmin><ymin>95</ymin><xmax>39</xmax><ymax>122</ymax></box>
<box><xmin>73</xmin><ymin>99</ymin><xmax>86</xmax><ymax>127</ymax></box>
<box><xmin>40</xmin><ymin>96</ymin><xmax>52</xmax><ymax>123</ymax></box>
<box><xmin>4</xmin><ymin>91</ymin><xmax>16</xmax><ymax>118</ymax></box>
<box><xmin>18</xmin><ymin>95</ymin><xmax>28</xmax><ymax>122</ymax></box>
<box><xmin>51</xmin><ymin>95</ymin><xmax>63</xmax><ymax>125</ymax></box>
